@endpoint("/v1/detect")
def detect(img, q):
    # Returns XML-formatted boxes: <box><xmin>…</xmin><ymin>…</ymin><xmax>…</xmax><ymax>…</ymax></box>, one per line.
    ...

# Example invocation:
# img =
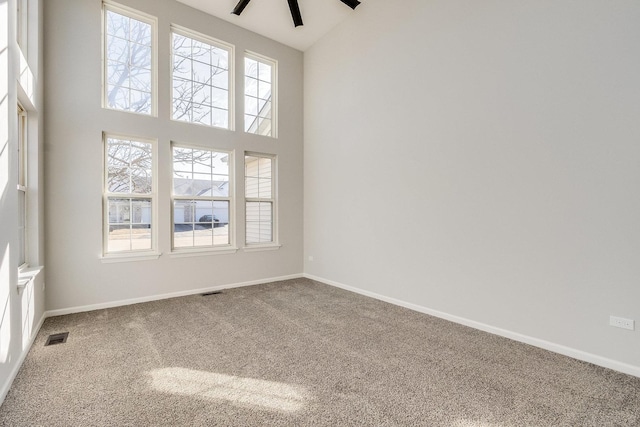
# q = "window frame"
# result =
<box><xmin>101</xmin><ymin>0</ymin><xmax>158</xmax><ymax>116</ymax></box>
<box><xmin>244</xmin><ymin>152</ymin><xmax>279</xmax><ymax>250</ymax></box>
<box><xmin>17</xmin><ymin>104</ymin><xmax>28</xmax><ymax>269</ymax></box>
<box><xmin>102</xmin><ymin>133</ymin><xmax>159</xmax><ymax>262</ymax></box>
<box><xmin>170</xmin><ymin>24</ymin><xmax>235</xmax><ymax>131</ymax></box>
<box><xmin>170</xmin><ymin>142</ymin><xmax>236</xmax><ymax>255</ymax></box>
<box><xmin>244</xmin><ymin>51</ymin><xmax>277</xmax><ymax>138</ymax></box>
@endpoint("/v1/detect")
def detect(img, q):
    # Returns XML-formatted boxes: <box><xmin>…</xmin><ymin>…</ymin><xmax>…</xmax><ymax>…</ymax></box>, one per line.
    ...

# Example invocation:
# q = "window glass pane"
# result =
<box><xmin>214</xmin><ymin>201</ymin><xmax>230</xmax><ymax>245</ymax></box>
<box><xmin>107</xmin><ymin>197</ymin><xmax>152</xmax><ymax>252</ymax></box>
<box><xmin>258</xmin><ymin>82</ymin><xmax>271</xmax><ymax>100</ymax></box>
<box><xmin>245</xmin><ymin>77</ymin><xmax>257</xmax><ymax>97</ymax></box>
<box><xmin>212</xmin><ymin>69</ymin><xmax>229</xmax><ymax>90</ymax></box>
<box><xmin>245</xmin><ymin>202</ymin><xmax>272</xmax><ymax>244</ymax></box>
<box><xmin>107</xmin><ymin>138</ymin><xmax>152</xmax><ymax>195</ymax></box>
<box><xmin>106</xmin><ymin>10</ymin><xmax>129</xmax><ymax>39</ymax></box>
<box><xmin>193</xmin><ymin>103</ymin><xmax>212</xmax><ymax>126</ymax></box>
<box><xmin>171</xmin><ymin>31</ymin><xmax>231</xmax><ymax>129</ymax></box>
<box><xmin>245</xmin><ymin>58</ymin><xmax>258</xmax><ymax>78</ymax></box>
<box><xmin>105</xmin><ymin>9</ymin><xmax>153</xmax><ymax>114</ymax></box>
<box><xmin>173</xmin><ymin>33</ymin><xmax>191</xmax><ymax>58</ymax></box>
<box><xmin>258</xmin><ymin>157</ymin><xmax>272</xmax><ymax>178</ymax></box>
<box><xmin>258</xmin><ymin>62</ymin><xmax>272</xmax><ymax>83</ymax></box>
<box><xmin>212</xmin><ymin>47</ymin><xmax>229</xmax><ymax>70</ymax></box>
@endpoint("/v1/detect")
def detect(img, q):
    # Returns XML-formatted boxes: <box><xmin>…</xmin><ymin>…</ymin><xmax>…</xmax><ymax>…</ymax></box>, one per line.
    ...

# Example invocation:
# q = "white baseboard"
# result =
<box><xmin>46</xmin><ymin>274</ymin><xmax>305</xmax><ymax>318</ymax></box>
<box><xmin>304</xmin><ymin>273</ymin><xmax>640</xmax><ymax>379</ymax></box>
<box><xmin>0</xmin><ymin>313</ymin><xmax>47</xmax><ymax>405</ymax></box>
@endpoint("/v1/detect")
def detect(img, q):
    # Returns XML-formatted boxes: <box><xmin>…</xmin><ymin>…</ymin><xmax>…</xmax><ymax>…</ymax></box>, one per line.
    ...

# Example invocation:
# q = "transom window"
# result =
<box><xmin>172</xmin><ymin>26</ymin><xmax>233</xmax><ymax>129</ymax></box>
<box><xmin>104</xmin><ymin>135</ymin><xmax>156</xmax><ymax>254</ymax></box>
<box><xmin>245</xmin><ymin>153</ymin><xmax>276</xmax><ymax>245</ymax></box>
<box><xmin>103</xmin><ymin>2</ymin><xmax>156</xmax><ymax>115</ymax></box>
<box><xmin>172</xmin><ymin>145</ymin><xmax>232</xmax><ymax>249</ymax></box>
<box><xmin>244</xmin><ymin>53</ymin><xmax>276</xmax><ymax>137</ymax></box>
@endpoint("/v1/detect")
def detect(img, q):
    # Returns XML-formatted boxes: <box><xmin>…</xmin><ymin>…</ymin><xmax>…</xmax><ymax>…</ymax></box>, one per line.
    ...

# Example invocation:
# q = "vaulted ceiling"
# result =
<box><xmin>175</xmin><ymin>0</ymin><xmax>358</xmax><ymax>51</ymax></box>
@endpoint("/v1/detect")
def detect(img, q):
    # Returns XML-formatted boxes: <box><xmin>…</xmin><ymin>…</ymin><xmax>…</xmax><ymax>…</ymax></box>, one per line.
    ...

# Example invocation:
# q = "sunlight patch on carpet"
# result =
<box><xmin>148</xmin><ymin>367</ymin><xmax>308</xmax><ymax>412</ymax></box>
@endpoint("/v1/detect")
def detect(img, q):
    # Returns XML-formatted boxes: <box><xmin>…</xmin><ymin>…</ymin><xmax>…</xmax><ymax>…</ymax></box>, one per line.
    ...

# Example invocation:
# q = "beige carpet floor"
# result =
<box><xmin>0</xmin><ymin>278</ymin><xmax>638</xmax><ymax>426</ymax></box>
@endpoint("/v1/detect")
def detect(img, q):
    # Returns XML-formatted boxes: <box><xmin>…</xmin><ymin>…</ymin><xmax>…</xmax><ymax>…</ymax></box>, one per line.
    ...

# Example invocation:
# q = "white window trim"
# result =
<box><xmin>101</xmin><ymin>0</ymin><xmax>158</xmax><ymax>116</ymax></box>
<box><xmin>102</xmin><ymin>132</ymin><xmax>160</xmax><ymax>260</ymax></box>
<box><xmin>171</xmin><ymin>142</ymin><xmax>236</xmax><ymax>254</ymax></box>
<box><xmin>16</xmin><ymin>0</ymin><xmax>28</xmax><ymax>54</ymax></box>
<box><xmin>244</xmin><ymin>51</ymin><xmax>278</xmax><ymax>138</ymax></box>
<box><xmin>244</xmin><ymin>152</ymin><xmax>278</xmax><ymax>248</ymax></box>
<box><xmin>170</xmin><ymin>24</ymin><xmax>235</xmax><ymax>131</ymax></box>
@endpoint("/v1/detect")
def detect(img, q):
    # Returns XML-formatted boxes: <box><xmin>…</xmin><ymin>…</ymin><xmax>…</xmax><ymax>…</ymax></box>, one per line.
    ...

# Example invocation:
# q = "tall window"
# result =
<box><xmin>16</xmin><ymin>0</ymin><xmax>28</xmax><ymax>51</ymax></box>
<box><xmin>103</xmin><ymin>2</ymin><xmax>156</xmax><ymax>115</ymax></box>
<box><xmin>17</xmin><ymin>105</ymin><xmax>27</xmax><ymax>267</ymax></box>
<box><xmin>171</xmin><ymin>26</ymin><xmax>233</xmax><ymax>129</ymax></box>
<box><xmin>244</xmin><ymin>54</ymin><xmax>276</xmax><ymax>137</ymax></box>
<box><xmin>104</xmin><ymin>135</ymin><xmax>156</xmax><ymax>254</ymax></box>
<box><xmin>245</xmin><ymin>153</ymin><xmax>276</xmax><ymax>245</ymax></box>
<box><xmin>172</xmin><ymin>145</ymin><xmax>232</xmax><ymax>249</ymax></box>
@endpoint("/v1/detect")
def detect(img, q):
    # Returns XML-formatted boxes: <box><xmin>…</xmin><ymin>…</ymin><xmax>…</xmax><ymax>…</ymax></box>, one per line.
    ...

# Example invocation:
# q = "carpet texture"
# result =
<box><xmin>0</xmin><ymin>278</ymin><xmax>638</xmax><ymax>426</ymax></box>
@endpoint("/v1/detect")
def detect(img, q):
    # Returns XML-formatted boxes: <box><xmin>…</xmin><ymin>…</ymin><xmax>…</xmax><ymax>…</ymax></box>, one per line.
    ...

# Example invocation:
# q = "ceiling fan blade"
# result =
<box><xmin>339</xmin><ymin>0</ymin><xmax>361</xmax><ymax>10</ymax></box>
<box><xmin>287</xmin><ymin>0</ymin><xmax>304</xmax><ymax>27</ymax></box>
<box><xmin>232</xmin><ymin>0</ymin><xmax>252</xmax><ymax>16</ymax></box>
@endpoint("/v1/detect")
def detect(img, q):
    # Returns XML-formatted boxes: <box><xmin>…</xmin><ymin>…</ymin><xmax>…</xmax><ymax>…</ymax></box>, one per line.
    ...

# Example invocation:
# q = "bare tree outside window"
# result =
<box><xmin>171</xmin><ymin>30</ymin><xmax>231</xmax><ymax>129</ymax></box>
<box><xmin>104</xmin><ymin>8</ymin><xmax>153</xmax><ymax>114</ymax></box>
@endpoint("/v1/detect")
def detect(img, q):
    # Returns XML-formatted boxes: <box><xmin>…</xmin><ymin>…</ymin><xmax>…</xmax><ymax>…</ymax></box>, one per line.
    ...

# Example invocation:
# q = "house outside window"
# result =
<box><xmin>172</xmin><ymin>144</ymin><xmax>233</xmax><ymax>250</ymax></box>
<box><xmin>245</xmin><ymin>153</ymin><xmax>276</xmax><ymax>245</ymax></box>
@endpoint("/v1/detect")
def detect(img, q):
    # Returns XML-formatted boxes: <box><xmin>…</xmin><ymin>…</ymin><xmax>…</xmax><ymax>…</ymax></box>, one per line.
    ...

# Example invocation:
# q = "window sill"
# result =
<box><xmin>243</xmin><ymin>244</ymin><xmax>281</xmax><ymax>253</ymax></box>
<box><xmin>101</xmin><ymin>252</ymin><xmax>162</xmax><ymax>264</ymax></box>
<box><xmin>18</xmin><ymin>265</ymin><xmax>44</xmax><ymax>292</ymax></box>
<box><xmin>169</xmin><ymin>247</ymin><xmax>238</xmax><ymax>258</ymax></box>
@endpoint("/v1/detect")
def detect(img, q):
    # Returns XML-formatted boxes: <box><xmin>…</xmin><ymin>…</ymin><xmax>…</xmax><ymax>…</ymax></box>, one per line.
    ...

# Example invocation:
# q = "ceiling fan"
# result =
<box><xmin>232</xmin><ymin>0</ymin><xmax>361</xmax><ymax>27</ymax></box>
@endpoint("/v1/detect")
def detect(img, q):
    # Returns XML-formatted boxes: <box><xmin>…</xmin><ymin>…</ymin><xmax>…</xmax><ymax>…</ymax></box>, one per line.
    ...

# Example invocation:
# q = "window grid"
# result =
<box><xmin>172</xmin><ymin>145</ymin><xmax>232</xmax><ymax>250</ymax></box>
<box><xmin>171</xmin><ymin>27</ymin><xmax>233</xmax><ymax>130</ymax></box>
<box><xmin>245</xmin><ymin>154</ymin><xmax>275</xmax><ymax>245</ymax></box>
<box><xmin>104</xmin><ymin>135</ymin><xmax>156</xmax><ymax>254</ymax></box>
<box><xmin>103</xmin><ymin>2</ymin><xmax>156</xmax><ymax>115</ymax></box>
<box><xmin>244</xmin><ymin>54</ymin><xmax>276</xmax><ymax>137</ymax></box>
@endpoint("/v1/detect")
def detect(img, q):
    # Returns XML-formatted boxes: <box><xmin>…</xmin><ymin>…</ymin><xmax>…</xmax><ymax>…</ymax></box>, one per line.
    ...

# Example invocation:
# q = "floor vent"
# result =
<box><xmin>202</xmin><ymin>291</ymin><xmax>222</xmax><ymax>296</ymax></box>
<box><xmin>45</xmin><ymin>332</ymin><xmax>69</xmax><ymax>346</ymax></box>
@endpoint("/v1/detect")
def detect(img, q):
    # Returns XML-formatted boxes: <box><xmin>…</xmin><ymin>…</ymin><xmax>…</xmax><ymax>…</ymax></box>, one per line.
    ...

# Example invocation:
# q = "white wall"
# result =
<box><xmin>304</xmin><ymin>0</ymin><xmax>640</xmax><ymax>371</ymax></box>
<box><xmin>0</xmin><ymin>0</ymin><xmax>46</xmax><ymax>403</ymax></box>
<box><xmin>44</xmin><ymin>0</ymin><xmax>303</xmax><ymax>311</ymax></box>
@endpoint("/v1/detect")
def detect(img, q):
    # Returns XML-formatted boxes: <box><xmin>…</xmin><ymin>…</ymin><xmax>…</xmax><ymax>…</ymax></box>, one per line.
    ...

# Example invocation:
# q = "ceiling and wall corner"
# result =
<box><xmin>176</xmin><ymin>0</ymin><xmax>357</xmax><ymax>51</ymax></box>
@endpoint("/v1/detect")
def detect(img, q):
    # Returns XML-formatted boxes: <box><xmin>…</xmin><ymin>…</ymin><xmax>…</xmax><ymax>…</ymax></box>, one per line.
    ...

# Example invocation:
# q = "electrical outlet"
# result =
<box><xmin>609</xmin><ymin>316</ymin><xmax>634</xmax><ymax>331</ymax></box>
